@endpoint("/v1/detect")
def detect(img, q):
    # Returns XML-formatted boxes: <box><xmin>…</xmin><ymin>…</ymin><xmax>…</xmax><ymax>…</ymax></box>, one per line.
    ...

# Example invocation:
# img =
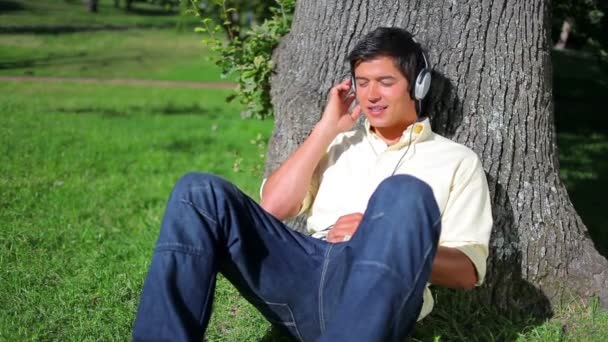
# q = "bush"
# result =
<box><xmin>189</xmin><ymin>0</ymin><xmax>296</xmax><ymax>119</ymax></box>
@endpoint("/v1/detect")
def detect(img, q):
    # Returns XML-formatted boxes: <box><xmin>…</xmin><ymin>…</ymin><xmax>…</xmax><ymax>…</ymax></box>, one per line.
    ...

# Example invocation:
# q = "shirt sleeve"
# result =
<box><xmin>439</xmin><ymin>154</ymin><xmax>493</xmax><ymax>285</ymax></box>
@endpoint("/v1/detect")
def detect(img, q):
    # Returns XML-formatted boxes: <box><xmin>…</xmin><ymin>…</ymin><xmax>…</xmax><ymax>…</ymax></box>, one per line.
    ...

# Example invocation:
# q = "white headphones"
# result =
<box><xmin>413</xmin><ymin>51</ymin><xmax>431</xmax><ymax>101</ymax></box>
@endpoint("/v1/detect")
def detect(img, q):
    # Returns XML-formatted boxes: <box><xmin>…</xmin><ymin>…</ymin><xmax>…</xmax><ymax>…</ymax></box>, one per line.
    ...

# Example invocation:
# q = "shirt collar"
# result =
<box><xmin>364</xmin><ymin>117</ymin><xmax>433</xmax><ymax>151</ymax></box>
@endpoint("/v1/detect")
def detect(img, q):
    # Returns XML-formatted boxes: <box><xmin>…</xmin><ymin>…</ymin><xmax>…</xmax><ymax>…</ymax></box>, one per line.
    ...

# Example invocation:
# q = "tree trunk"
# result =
<box><xmin>87</xmin><ymin>0</ymin><xmax>99</xmax><ymax>13</ymax></box>
<box><xmin>267</xmin><ymin>0</ymin><xmax>608</xmax><ymax>314</ymax></box>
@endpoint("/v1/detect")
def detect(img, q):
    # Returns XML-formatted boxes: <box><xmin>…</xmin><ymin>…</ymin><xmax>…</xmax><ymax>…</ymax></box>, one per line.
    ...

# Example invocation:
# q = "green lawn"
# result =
<box><xmin>0</xmin><ymin>0</ymin><xmax>198</xmax><ymax>31</ymax></box>
<box><xmin>0</xmin><ymin>29</ymin><xmax>226</xmax><ymax>82</ymax></box>
<box><xmin>0</xmin><ymin>81</ymin><xmax>275</xmax><ymax>341</ymax></box>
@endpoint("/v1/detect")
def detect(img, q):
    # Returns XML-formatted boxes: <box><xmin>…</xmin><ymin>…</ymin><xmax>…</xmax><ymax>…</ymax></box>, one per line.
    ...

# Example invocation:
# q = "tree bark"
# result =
<box><xmin>267</xmin><ymin>0</ymin><xmax>608</xmax><ymax>314</ymax></box>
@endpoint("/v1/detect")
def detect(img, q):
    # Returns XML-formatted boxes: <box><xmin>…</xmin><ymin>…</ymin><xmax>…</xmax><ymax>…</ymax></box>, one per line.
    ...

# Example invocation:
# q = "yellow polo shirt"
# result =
<box><xmin>263</xmin><ymin>118</ymin><xmax>493</xmax><ymax>320</ymax></box>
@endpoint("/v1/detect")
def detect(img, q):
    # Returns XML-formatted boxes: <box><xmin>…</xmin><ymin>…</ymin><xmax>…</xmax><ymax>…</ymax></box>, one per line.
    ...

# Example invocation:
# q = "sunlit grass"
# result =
<box><xmin>0</xmin><ymin>0</ymin><xmax>197</xmax><ymax>30</ymax></box>
<box><xmin>0</xmin><ymin>81</ymin><xmax>273</xmax><ymax>340</ymax></box>
<box><xmin>0</xmin><ymin>29</ymin><xmax>226</xmax><ymax>82</ymax></box>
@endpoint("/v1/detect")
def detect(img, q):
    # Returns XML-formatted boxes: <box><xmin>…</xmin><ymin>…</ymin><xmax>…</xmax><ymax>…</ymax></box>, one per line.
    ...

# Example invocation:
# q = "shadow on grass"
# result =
<box><xmin>126</xmin><ymin>6</ymin><xmax>178</xmax><ymax>16</ymax></box>
<box><xmin>54</xmin><ymin>104</ymin><xmax>221</xmax><ymax>118</ymax></box>
<box><xmin>553</xmin><ymin>49</ymin><xmax>608</xmax><ymax>258</ymax></box>
<box><xmin>0</xmin><ymin>0</ymin><xmax>25</xmax><ymax>11</ymax></box>
<box><xmin>0</xmin><ymin>23</ymin><xmax>178</xmax><ymax>34</ymax></box>
<box><xmin>163</xmin><ymin>137</ymin><xmax>216</xmax><ymax>153</ymax></box>
<box><xmin>411</xmin><ymin>287</ymin><xmax>551</xmax><ymax>341</ymax></box>
<box><xmin>260</xmin><ymin>326</ymin><xmax>294</xmax><ymax>342</ymax></box>
<box><xmin>0</xmin><ymin>52</ymin><xmax>147</xmax><ymax>71</ymax></box>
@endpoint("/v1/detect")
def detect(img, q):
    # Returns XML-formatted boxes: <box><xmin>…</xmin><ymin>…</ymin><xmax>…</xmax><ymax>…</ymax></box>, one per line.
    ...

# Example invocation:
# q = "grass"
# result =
<box><xmin>0</xmin><ymin>29</ymin><xmax>227</xmax><ymax>82</ymax></box>
<box><xmin>0</xmin><ymin>81</ymin><xmax>274</xmax><ymax>341</ymax></box>
<box><xmin>0</xmin><ymin>0</ymin><xmax>198</xmax><ymax>32</ymax></box>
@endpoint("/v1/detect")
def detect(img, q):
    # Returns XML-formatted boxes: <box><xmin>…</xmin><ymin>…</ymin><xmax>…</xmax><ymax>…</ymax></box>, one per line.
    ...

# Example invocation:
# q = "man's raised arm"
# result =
<box><xmin>261</xmin><ymin>79</ymin><xmax>361</xmax><ymax>220</ymax></box>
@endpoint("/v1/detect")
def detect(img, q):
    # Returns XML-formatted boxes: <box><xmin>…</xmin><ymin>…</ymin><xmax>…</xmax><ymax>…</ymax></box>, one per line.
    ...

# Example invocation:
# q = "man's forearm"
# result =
<box><xmin>430</xmin><ymin>246</ymin><xmax>478</xmax><ymax>289</ymax></box>
<box><xmin>260</xmin><ymin>122</ymin><xmax>337</xmax><ymax>220</ymax></box>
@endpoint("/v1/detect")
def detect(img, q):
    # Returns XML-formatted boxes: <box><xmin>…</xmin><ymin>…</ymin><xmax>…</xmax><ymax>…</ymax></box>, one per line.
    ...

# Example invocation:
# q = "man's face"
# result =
<box><xmin>353</xmin><ymin>56</ymin><xmax>417</xmax><ymax>133</ymax></box>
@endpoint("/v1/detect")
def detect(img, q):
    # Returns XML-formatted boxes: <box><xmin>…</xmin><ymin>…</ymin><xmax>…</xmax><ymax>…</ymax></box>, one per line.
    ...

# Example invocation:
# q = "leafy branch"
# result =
<box><xmin>188</xmin><ymin>0</ymin><xmax>296</xmax><ymax>119</ymax></box>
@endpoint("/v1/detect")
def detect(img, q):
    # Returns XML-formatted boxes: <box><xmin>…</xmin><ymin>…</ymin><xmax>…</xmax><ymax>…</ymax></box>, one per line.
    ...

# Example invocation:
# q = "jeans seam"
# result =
<box><xmin>350</xmin><ymin>260</ymin><xmax>402</xmax><ymax>280</ymax></box>
<box><xmin>432</xmin><ymin>215</ymin><xmax>441</xmax><ymax>231</ymax></box>
<box><xmin>198</xmin><ymin>264</ymin><xmax>216</xmax><ymax>328</ymax></box>
<box><xmin>243</xmin><ymin>296</ymin><xmax>304</xmax><ymax>341</ymax></box>
<box><xmin>179</xmin><ymin>198</ymin><xmax>218</xmax><ymax>225</ymax></box>
<box><xmin>155</xmin><ymin>243</ymin><xmax>210</xmax><ymax>257</ymax></box>
<box><xmin>318</xmin><ymin>244</ymin><xmax>333</xmax><ymax>334</ymax></box>
<box><xmin>389</xmin><ymin>221</ymin><xmax>440</xmax><ymax>333</ymax></box>
<box><xmin>276</xmin><ymin>302</ymin><xmax>304</xmax><ymax>342</ymax></box>
<box><xmin>152</xmin><ymin>243</ymin><xmax>216</xmax><ymax>331</ymax></box>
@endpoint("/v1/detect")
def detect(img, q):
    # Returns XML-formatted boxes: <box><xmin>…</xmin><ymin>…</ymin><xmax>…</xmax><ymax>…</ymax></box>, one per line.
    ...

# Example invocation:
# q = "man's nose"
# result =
<box><xmin>367</xmin><ymin>83</ymin><xmax>381</xmax><ymax>102</ymax></box>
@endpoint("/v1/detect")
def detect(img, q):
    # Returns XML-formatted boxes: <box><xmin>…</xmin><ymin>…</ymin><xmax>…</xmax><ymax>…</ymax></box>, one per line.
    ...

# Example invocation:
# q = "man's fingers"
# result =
<box><xmin>331</xmin><ymin>80</ymin><xmax>351</xmax><ymax>93</ymax></box>
<box><xmin>336</xmin><ymin>212</ymin><xmax>364</xmax><ymax>223</ymax></box>
<box><xmin>350</xmin><ymin>104</ymin><xmax>362</xmax><ymax>121</ymax></box>
<box><xmin>338</xmin><ymin>212</ymin><xmax>364</xmax><ymax>220</ymax></box>
<box><xmin>327</xmin><ymin>229</ymin><xmax>350</xmax><ymax>243</ymax></box>
<box><xmin>343</xmin><ymin>93</ymin><xmax>356</xmax><ymax>107</ymax></box>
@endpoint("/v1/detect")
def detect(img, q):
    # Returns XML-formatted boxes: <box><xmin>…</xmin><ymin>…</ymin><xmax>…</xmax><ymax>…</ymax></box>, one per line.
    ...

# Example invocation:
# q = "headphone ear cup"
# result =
<box><xmin>414</xmin><ymin>69</ymin><xmax>431</xmax><ymax>100</ymax></box>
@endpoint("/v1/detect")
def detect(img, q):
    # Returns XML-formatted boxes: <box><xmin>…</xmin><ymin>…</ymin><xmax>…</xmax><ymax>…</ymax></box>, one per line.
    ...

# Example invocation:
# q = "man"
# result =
<box><xmin>133</xmin><ymin>27</ymin><xmax>493</xmax><ymax>341</ymax></box>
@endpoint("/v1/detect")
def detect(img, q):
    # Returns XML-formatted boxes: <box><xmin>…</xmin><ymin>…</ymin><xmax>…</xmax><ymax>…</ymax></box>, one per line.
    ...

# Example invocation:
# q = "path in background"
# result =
<box><xmin>0</xmin><ymin>75</ymin><xmax>236</xmax><ymax>89</ymax></box>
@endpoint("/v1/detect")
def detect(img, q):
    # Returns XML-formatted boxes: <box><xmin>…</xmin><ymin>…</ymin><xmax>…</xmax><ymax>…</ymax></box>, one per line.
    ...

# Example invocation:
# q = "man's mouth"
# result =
<box><xmin>367</xmin><ymin>105</ymin><xmax>388</xmax><ymax>116</ymax></box>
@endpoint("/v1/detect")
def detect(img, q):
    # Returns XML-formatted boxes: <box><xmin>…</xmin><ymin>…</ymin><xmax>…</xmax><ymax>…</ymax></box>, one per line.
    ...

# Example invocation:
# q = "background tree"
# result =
<box><xmin>87</xmin><ymin>0</ymin><xmax>99</xmax><ymax>13</ymax></box>
<box><xmin>195</xmin><ymin>0</ymin><xmax>275</xmax><ymax>39</ymax></box>
<box><xmin>266</xmin><ymin>0</ymin><xmax>608</xmax><ymax>314</ymax></box>
<box><xmin>553</xmin><ymin>0</ymin><xmax>606</xmax><ymax>52</ymax></box>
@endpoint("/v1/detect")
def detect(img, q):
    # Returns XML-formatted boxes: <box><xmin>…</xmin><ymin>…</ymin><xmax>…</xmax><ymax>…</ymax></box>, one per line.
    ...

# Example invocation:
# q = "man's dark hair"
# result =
<box><xmin>347</xmin><ymin>27</ymin><xmax>427</xmax><ymax>100</ymax></box>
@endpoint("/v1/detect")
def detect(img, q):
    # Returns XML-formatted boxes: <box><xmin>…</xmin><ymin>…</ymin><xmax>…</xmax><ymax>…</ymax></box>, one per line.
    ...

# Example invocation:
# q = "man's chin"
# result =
<box><xmin>364</xmin><ymin>115</ymin><xmax>389</xmax><ymax>128</ymax></box>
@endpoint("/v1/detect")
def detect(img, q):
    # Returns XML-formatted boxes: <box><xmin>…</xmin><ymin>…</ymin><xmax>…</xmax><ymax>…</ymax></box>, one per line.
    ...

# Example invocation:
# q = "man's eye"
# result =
<box><xmin>357</xmin><ymin>82</ymin><xmax>368</xmax><ymax>88</ymax></box>
<box><xmin>381</xmin><ymin>81</ymin><xmax>395</xmax><ymax>87</ymax></box>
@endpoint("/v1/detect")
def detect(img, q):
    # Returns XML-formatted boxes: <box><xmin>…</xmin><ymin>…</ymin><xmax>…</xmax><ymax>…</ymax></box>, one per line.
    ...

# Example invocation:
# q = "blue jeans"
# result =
<box><xmin>133</xmin><ymin>173</ymin><xmax>441</xmax><ymax>341</ymax></box>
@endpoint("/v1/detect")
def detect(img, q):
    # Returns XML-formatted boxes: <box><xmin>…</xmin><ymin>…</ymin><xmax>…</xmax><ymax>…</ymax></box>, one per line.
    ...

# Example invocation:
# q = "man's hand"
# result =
<box><xmin>318</xmin><ymin>79</ymin><xmax>362</xmax><ymax>136</ymax></box>
<box><xmin>327</xmin><ymin>212</ymin><xmax>364</xmax><ymax>243</ymax></box>
<box><xmin>260</xmin><ymin>80</ymin><xmax>361</xmax><ymax>220</ymax></box>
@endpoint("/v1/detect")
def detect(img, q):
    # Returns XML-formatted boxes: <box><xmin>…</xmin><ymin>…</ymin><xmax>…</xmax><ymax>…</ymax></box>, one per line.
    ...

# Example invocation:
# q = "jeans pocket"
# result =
<box><xmin>245</xmin><ymin>295</ymin><xmax>304</xmax><ymax>341</ymax></box>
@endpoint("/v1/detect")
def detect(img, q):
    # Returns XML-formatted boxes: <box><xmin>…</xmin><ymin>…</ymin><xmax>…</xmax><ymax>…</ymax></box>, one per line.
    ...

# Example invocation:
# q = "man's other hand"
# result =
<box><xmin>327</xmin><ymin>212</ymin><xmax>364</xmax><ymax>243</ymax></box>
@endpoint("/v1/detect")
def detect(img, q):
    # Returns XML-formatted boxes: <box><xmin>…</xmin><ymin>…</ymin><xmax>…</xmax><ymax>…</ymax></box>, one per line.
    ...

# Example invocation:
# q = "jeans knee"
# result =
<box><xmin>374</xmin><ymin>175</ymin><xmax>434</xmax><ymax>205</ymax></box>
<box><xmin>173</xmin><ymin>172</ymin><xmax>229</xmax><ymax>198</ymax></box>
<box><xmin>364</xmin><ymin>175</ymin><xmax>441</xmax><ymax>240</ymax></box>
<box><xmin>162</xmin><ymin>172</ymin><xmax>233</xmax><ymax>240</ymax></box>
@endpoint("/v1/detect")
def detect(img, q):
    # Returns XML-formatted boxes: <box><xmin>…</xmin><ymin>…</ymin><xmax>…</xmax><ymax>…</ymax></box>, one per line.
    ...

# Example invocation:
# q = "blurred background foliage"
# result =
<box><xmin>552</xmin><ymin>0</ymin><xmax>607</xmax><ymax>55</ymax></box>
